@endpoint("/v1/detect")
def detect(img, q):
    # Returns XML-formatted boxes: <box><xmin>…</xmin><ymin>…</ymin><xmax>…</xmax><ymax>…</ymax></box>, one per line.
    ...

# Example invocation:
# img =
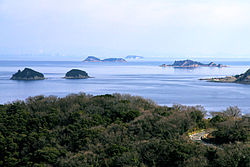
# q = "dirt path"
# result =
<box><xmin>189</xmin><ymin>131</ymin><xmax>207</xmax><ymax>141</ymax></box>
<box><xmin>189</xmin><ymin>130</ymin><xmax>218</xmax><ymax>147</ymax></box>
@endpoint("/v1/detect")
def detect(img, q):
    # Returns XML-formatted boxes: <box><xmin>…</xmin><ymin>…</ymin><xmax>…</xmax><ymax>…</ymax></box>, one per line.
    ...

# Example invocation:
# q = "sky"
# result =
<box><xmin>0</xmin><ymin>0</ymin><xmax>250</xmax><ymax>60</ymax></box>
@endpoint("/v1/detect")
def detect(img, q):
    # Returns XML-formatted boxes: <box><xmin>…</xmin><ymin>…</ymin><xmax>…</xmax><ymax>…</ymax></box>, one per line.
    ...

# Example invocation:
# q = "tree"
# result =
<box><xmin>223</xmin><ymin>106</ymin><xmax>242</xmax><ymax>119</ymax></box>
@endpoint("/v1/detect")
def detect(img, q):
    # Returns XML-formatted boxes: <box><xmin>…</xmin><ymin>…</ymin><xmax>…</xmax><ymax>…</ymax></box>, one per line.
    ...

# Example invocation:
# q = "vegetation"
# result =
<box><xmin>10</xmin><ymin>68</ymin><xmax>45</xmax><ymax>80</ymax></box>
<box><xmin>202</xmin><ymin>68</ymin><xmax>250</xmax><ymax>84</ymax></box>
<box><xmin>0</xmin><ymin>93</ymin><xmax>249</xmax><ymax>167</ymax></box>
<box><xmin>235</xmin><ymin>69</ymin><xmax>250</xmax><ymax>83</ymax></box>
<box><xmin>65</xmin><ymin>69</ymin><xmax>89</xmax><ymax>79</ymax></box>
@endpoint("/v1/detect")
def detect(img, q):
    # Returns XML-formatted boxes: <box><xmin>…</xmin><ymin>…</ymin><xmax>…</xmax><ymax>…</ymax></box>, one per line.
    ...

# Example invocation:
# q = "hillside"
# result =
<box><xmin>0</xmin><ymin>94</ymin><xmax>249</xmax><ymax>166</ymax></box>
<box><xmin>201</xmin><ymin>68</ymin><xmax>250</xmax><ymax>84</ymax></box>
<box><xmin>235</xmin><ymin>69</ymin><xmax>250</xmax><ymax>83</ymax></box>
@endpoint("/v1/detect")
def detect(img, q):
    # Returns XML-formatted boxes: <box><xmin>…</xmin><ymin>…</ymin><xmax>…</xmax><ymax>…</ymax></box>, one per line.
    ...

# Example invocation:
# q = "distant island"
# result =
<box><xmin>125</xmin><ymin>55</ymin><xmax>144</xmax><ymax>60</ymax></box>
<box><xmin>64</xmin><ymin>69</ymin><xmax>90</xmax><ymax>79</ymax></box>
<box><xmin>201</xmin><ymin>68</ymin><xmax>250</xmax><ymax>84</ymax></box>
<box><xmin>160</xmin><ymin>60</ymin><xmax>226</xmax><ymax>68</ymax></box>
<box><xmin>83</xmin><ymin>56</ymin><xmax>127</xmax><ymax>62</ymax></box>
<box><xmin>11</xmin><ymin>68</ymin><xmax>45</xmax><ymax>80</ymax></box>
<box><xmin>102</xmin><ymin>58</ymin><xmax>127</xmax><ymax>62</ymax></box>
<box><xmin>83</xmin><ymin>56</ymin><xmax>102</xmax><ymax>62</ymax></box>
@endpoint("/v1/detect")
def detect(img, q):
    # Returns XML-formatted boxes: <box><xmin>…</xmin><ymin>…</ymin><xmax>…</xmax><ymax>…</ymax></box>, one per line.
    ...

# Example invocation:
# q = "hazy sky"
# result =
<box><xmin>1</xmin><ymin>0</ymin><xmax>250</xmax><ymax>60</ymax></box>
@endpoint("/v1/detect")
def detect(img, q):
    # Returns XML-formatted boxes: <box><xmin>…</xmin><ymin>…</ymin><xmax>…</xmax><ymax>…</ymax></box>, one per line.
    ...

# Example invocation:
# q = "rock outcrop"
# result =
<box><xmin>11</xmin><ymin>68</ymin><xmax>45</xmax><ymax>80</ymax></box>
<box><xmin>65</xmin><ymin>69</ymin><xmax>89</xmax><ymax>79</ymax></box>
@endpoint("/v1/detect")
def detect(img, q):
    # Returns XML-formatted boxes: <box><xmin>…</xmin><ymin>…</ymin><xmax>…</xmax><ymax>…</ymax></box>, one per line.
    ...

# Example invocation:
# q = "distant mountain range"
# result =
<box><xmin>83</xmin><ymin>56</ymin><xmax>127</xmax><ymax>62</ymax></box>
<box><xmin>160</xmin><ymin>60</ymin><xmax>226</xmax><ymax>68</ymax></box>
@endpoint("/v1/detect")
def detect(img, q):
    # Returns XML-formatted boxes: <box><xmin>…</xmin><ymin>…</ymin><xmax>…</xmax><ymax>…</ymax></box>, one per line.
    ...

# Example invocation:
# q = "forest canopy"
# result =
<box><xmin>0</xmin><ymin>93</ymin><xmax>249</xmax><ymax>167</ymax></box>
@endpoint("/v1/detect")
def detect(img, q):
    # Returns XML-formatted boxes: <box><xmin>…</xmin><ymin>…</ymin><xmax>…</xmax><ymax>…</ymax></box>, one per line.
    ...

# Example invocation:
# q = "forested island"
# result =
<box><xmin>0</xmin><ymin>93</ymin><xmax>249</xmax><ymax>166</ymax></box>
<box><xmin>160</xmin><ymin>60</ymin><xmax>226</xmax><ymax>68</ymax></box>
<box><xmin>201</xmin><ymin>68</ymin><xmax>250</xmax><ymax>84</ymax></box>
<box><xmin>64</xmin><ymin>69</ymin><xmax>90</xmax><ymax>79</ymax></box>
<box><xmin>10</xmin><ymin>68</ymin><xmax>45</xmax><ymax>80</ymax></box>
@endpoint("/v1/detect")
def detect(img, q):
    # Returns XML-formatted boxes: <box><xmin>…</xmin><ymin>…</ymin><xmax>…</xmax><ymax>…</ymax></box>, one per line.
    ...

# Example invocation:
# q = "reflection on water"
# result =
<box><xmin>0</xmin><ymin>61</ymin><xmax>250</xmax><ymax>114</ymax></box>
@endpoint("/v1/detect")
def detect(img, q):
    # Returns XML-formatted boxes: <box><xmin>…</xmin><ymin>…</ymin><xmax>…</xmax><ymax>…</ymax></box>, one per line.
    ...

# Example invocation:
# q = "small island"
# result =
<box><xmin>83</xmin><ymin>56</ymin><xmax>127</xmax><ymax>62</ymax></box>
<box><xmin>64</xmin><ymin>69</ymin><xmax>90</xmax><ymax>79</ymax></box>
<box><xmin>160</xmin><ymin>60</ymin><xmax>226</xmax><ymax>68</ymax></box>
<box><xmin>11</xmin><ymin>68</ymin><xmax>45</xmax><ymax>80</ymax></box>
<box><xmin>200</xmin><ymin>69</ymin><xmax>250</xmax><ymax>84</ymax></box>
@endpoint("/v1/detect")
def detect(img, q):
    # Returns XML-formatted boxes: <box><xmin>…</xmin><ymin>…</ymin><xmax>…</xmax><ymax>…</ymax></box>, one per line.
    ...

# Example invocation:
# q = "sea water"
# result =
<box><xmin>0</xmin><ymin>61</ymin><xmax>250</xmax><ymax>114</ymax></box>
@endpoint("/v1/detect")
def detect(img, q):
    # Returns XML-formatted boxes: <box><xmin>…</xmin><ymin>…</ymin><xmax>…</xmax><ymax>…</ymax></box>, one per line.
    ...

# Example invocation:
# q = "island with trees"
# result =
<box><xmin>160</xmin><ymin>60</ymin><xmax>226</xmax><ymax>68</ymax></box>
<box><xmin>10</xmin><ymin>68</ymin><xmax>45</xmax><ymax>80</ymax></box>
<box><xmin>0</xmin><ymin>93</ymin><xmax>249</xmax><ymax>166</ymax></box>
<box><xmin>64</xmin><ymin>69</ymin><xmax>90</xmax><ymax>79</ymax></box>
<box><xmin>83</xmin><ymin>56</ymin><xmax>127</xmax><ymax>62</ymax></box>
<box><xmin>201</xmin><ymin>68</ymin><xmax>250</xmax><ymax>84</ymax></box>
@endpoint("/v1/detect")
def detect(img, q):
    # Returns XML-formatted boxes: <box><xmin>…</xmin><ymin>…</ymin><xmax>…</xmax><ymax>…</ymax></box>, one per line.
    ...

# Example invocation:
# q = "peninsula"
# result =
<box><xmin>64</xmin><ymin>69</ymin><xmax>90</xmax><ymax>79</ymax></box>
<box><xmin>201</xmin><ymin>68</ymin><xmax>250</xmax><ymax>84</ymax></box>
<box><xmin>160</xmin><ymin>60</ymin><xmax>226</xmax><ymax>68</ymax></box>
<box><xmin>11</xmin><ymin>68</ymin><xmax>45</xmax><ymax>80</ymax></box>
<box><xmin>83</xmin><ymin>56</ymin><xmax>127</xmax><ymax>62</ymax></box>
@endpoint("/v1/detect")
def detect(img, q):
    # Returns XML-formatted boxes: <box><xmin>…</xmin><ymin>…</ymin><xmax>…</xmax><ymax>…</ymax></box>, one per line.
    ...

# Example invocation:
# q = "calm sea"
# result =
<box><xmin>0</xmin><ymin>60</ymin><xmax>250</xmax><ymax>114</ymax></box>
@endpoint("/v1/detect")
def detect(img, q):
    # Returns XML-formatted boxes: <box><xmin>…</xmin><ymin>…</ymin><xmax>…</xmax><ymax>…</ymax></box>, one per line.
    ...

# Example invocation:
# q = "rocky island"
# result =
<box><xmin>160</xmin><ymin>60</ymin><xmax>226</xmax><ymax>68</ymax></box>
<box><xmin>64</xmin><ymin>69</ymin><xmax>90</xmax><ymax>79</ymax></box>
<box><xmin>83</xmin><ymin>56</ymin><xmax>127</xmax><ymax>62</ymax></box>
<box><xmin>201</xmin><ymin>68</ymin><xmax>250</xmax><ymax>84</ymax></box>
<box><xmin>11</xmin><ymin>68</ymin><xmax>45</xmax><ymax>80</ymax></box>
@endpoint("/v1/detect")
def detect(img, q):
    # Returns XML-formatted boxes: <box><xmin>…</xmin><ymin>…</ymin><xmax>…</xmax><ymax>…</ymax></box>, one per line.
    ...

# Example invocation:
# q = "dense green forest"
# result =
<box><xmin>0</xmin><ymin>93</ymin><xmax>249</xmax><ymax>167</ymax></box>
